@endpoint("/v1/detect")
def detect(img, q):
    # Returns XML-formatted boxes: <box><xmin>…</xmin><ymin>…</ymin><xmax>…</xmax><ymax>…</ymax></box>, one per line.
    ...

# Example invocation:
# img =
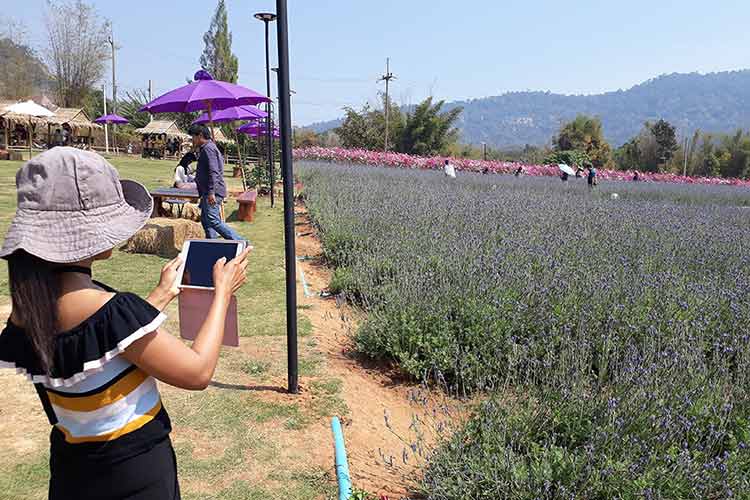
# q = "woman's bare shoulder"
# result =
<box><xmin>57</xmin><ymin>288</ymin><xmax>117</xmax><ymax>332</ymax></box>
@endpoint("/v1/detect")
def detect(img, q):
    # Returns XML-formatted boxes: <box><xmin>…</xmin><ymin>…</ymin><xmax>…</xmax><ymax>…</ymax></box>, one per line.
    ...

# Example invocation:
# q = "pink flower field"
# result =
<box><xmin>293</xmin><ymin>146</ymin><xmax>750</xmax><ymax>187</ymax></box>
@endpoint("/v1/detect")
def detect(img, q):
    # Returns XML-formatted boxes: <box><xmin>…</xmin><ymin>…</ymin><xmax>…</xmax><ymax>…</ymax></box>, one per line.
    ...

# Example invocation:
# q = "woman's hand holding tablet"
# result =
<box><xmin>174</xmin><ymin>240</ymin><xmax>252</xmax><ymax>348</ymax></box>
<box><xmin>175</xmin><ymin>240</ymin><xmax>251</xmax><ymax>290</ymax></box>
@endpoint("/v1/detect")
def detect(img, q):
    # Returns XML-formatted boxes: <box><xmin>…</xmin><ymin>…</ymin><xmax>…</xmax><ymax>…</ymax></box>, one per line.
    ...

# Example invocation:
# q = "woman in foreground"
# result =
<box><xmin>0</xmin><ymin>147</ymin><xmax>250</xmax><ymax>499</ymax></box>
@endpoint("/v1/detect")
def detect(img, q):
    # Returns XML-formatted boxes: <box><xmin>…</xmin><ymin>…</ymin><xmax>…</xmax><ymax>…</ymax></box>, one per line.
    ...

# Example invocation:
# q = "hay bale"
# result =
<box><xmin>122</xmin><ymin>218</ymin><xmax>204</xmax><ymax>258</ymax></box>
<box><xmin>183</xmin><ymin>203</ymin><xmax>201</xmax><ymax>222</ymax></box>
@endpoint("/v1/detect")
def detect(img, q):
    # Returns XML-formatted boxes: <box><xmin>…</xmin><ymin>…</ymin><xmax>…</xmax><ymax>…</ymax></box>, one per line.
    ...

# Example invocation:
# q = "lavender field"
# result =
<box><xmin>299</xmin><ymin>162</ymin><xmax>750</xmax><ymax>498</ymax></box>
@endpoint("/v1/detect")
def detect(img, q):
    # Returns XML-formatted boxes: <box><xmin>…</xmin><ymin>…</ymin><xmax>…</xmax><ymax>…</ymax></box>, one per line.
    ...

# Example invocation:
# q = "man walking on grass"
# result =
<box><xmin>188</xmin><ymin>124</ymin><xmax>243</xmax><ymax>240</ymax></box>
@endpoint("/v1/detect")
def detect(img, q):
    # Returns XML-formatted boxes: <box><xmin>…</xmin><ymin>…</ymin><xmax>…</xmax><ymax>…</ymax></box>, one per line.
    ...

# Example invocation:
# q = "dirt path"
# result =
<box><xmin>293</xmin><ymin>206</ymin><xmax>447</xmax><ymax>497</ymax></box>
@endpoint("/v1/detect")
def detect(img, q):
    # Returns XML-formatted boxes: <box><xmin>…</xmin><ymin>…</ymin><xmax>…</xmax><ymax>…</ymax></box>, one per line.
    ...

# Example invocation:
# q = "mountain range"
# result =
<box><xmin>305</xmin><ymin>70</ymin><xmax>750</xmax><ymax>149</ymax></box>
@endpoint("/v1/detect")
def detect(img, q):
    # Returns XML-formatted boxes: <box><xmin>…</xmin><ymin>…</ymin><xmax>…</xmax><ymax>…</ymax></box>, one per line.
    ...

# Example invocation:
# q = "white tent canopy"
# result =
<box><xmin>2</xmin><ymin>100</ymin><xmax>55</xmax><ymax>118</ymax></box>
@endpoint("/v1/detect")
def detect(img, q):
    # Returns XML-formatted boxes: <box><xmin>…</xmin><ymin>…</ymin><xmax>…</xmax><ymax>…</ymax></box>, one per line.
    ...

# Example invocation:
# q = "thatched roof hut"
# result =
<box><xmin>45</xmin><ymin>108</ymin><xmax>101</xmax><ymax>136</ymax></box>
<box><xmin>213</xmin><ymin>128</ymin><xmax>234</xmax><ymax>144</ymax></box>
<box><xmin>134</xmin><ymin>120</ymin><xmax>189</xmax><ymax>139</ymax></box>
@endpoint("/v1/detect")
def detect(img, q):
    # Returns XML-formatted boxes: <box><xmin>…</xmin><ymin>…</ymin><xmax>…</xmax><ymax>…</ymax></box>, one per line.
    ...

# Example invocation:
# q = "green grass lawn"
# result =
<box><xmin>0</xmin><ymin>155</ymin><xmax>338</xmax><ymax>500</ymax></box>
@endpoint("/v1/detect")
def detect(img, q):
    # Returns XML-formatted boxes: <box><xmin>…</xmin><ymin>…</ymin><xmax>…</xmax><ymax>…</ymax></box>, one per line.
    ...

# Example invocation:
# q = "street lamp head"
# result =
<box><xmin>254</xmin><ymin>12</ymin><xmax>277</xmax><ymax>22</ymax></box>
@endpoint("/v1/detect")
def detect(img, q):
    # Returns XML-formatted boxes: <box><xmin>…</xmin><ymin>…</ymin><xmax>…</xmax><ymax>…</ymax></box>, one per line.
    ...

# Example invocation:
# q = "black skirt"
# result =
<box><xmin>49</xmin><ymin>437</ymin><xmax>180</xmax><ymax>500</ymax></box>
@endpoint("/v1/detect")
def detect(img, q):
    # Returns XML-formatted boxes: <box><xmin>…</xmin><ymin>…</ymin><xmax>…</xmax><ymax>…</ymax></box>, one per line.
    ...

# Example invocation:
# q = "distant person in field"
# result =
<box><xmin>633</xmin><ymin>171</ymin><xmax>640</xmax><ymax>182</ymax></box>
<box><xmin>443</xmin><ymin>159</ymin><xmax>457</xmax><ymax>179</ymax></box>
<box><xmin>515</xmin><ymin>165</ymin><xmax>524</xmax><ymax>176</ymax></box>
<box><xmin>561</xmin><ymin>171</ymin><xmax>569</xmax><ymax>182</ymax></box>
<box><xmin>587</xmin><ymin>166</ymin><xmax>597</xmax><ymax>188</ymax></box>
<box><xmin>575</xmin><ymin>166</ymin><xmax>584</xmax><ymax>178</ymax></box>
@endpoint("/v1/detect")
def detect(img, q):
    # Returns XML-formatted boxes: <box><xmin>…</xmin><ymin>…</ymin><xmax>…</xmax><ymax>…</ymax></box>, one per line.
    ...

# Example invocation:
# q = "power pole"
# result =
<box><xmin>107</xmin><ymin>29</ymin><xmax>117</xmax><ymax>151</ymax></box>
<box><xmin>102</xmin><ymin>84</ymin><xmax>109</xmax><ymax>154</ymax></box>
<box><xmin>378</xmin><ymin>58</ymin><xmax>396</xmax><ymax>151</ymax></box>
<box><xmin>148</xmin><ymin>79</ymin><xmax>153</xmax><ymax>123</ymax></box>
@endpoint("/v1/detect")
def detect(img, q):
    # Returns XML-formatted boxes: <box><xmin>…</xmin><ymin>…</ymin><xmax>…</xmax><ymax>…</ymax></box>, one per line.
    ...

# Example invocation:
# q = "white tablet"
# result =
<box><xmin>175</xmin><ymin>239</ymin><xmax>248</xmax><ymax>290</ymax></box>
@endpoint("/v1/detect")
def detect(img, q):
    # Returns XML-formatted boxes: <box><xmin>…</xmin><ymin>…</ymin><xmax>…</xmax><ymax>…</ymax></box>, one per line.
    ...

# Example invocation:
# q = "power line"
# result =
<box><xmin>107</xmin><ymin>31</ymin><xmax>118</xmax><ymax>114</ymax></box>
<box><xmin>378</xmin><ymin>57</ymin><xmax>396</xmax><ymax>151</ymax></box>
<box><xmin>107</xmin><ymin>28</ymin><xmax>119</xmax><ymax>151</ymax></box>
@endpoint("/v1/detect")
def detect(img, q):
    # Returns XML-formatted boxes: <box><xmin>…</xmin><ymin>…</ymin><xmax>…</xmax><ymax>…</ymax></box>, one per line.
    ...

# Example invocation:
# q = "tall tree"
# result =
<box><xmin>613</xmin><ymin>138</ymin><xmax>641</xmax><ymax>171</ymax></box>
<box><xmin>650</xmin><ymin>119</ymin><xmax>678</xmax><ymax>165</ymax></box>
<box><xmin>695</xmin><ymin>134</ymin><xmax>720</xmax><ymax>177</ymax></box>
<box><xmin>335</xmin><ymin>96</ymin><xmax>461</xmax><ymax>155</ymax></box>
<box><xmin>336</xmin><ymin>104</ymin><xmax>382</xmax><ymax>151</ymax></box>
<box><xmin>554</xmin><ymin>115</ymin><xmax>613</xmax><ymax>168</ymax></box>
<box><xmin>397</xmin><ymin>97</ymin><xmax>462</xmax><ymax>156</ymax></box>
<box><xmin>199</xmin><ymin>0</ymin><xmax>238</xmax><ymax>83</ymax></box>
<box><xmin>43</xmin><ymin>0</ymin><xmax>109</xmax><ymax>107</ymax></box>
<box><xmin>635</xmin><ymin>123</ymin><xmax>660</xmax><ymax>172</ymax></box>
<box><xmin>614</xmin><ymin>120</ymin><xmax>682</xmax><ymax>172</ymax></box>
<box><xmin>336</xmin><ymin>95</ymin><xmax>404</xmax><ymax>151</ymax></box>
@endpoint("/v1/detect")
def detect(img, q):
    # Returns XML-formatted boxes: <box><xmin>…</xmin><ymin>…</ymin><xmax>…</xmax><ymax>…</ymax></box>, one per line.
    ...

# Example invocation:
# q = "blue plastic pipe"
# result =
<box><xmin>331</xmin><ymin>417</ymin><xmax>352</xmax><ymax>500</ymax></box>
<box><xmin>296</xmin><ymin>256</ymin><xmax>312</xmax><ymax>297</ymax></box>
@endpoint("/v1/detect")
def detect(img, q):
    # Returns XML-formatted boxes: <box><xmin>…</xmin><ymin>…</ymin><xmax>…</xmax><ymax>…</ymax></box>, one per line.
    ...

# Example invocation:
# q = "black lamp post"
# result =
<box><xmin>274</xmin><ymin>0</ymin><xmax>298</xmax><ymax>394</ymax></box>
<box><xmin>254</xmin><ymin>12</ymin><xmax>277</xmax><ymax>208</ymax></box>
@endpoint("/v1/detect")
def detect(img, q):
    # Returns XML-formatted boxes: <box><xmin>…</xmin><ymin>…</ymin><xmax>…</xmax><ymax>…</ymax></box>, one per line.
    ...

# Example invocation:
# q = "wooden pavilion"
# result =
<box><xmin>45</xmin><ymin>108</ymin><xmax>101</xmax><ymax>147</ymax></box>
<box><xmin>134</xmin><ymin>120</ymin><xmax>189</xmax><ymax>158</ymax></box>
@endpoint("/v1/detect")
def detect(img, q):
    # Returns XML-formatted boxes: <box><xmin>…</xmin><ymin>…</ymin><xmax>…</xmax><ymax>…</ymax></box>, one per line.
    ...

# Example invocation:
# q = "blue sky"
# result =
<box><xmin>4</xmin><ymin>0</ymin><xmax>750</xmax><ymax>125</ymax></box>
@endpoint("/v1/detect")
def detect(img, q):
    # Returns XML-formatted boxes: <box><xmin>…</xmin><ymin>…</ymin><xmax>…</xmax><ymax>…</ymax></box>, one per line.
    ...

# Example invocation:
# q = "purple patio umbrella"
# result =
<box><xmin>93</xmin><ymin>113</ymin><xmax>129</xmax><ymax>154</ymax></box>
<box><xmin>93</xmin><ymin>113</ymin><xmax>129</xmax><ymax>125</ymax></box>
<box><xmin>237</xmin><ymin>122</ymin><xmax>280</xmax><ymax>138</ymax></box>
<box><xmin>192</xmin><ymin>105</ymin><xmax>267</xmax><ymax>125</ymax></box>
<box><xmin>139</xmin><ymin>70</ymin><xmax>270</xmax><ymax>140</ymax></box>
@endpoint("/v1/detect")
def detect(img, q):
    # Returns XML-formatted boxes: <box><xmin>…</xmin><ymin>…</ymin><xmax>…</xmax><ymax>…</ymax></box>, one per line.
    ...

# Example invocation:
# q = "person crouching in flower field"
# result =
<box><xmin>443</xmin><ymin>159</ymin><xmax>457</xmax><ymax>179</ymax></box>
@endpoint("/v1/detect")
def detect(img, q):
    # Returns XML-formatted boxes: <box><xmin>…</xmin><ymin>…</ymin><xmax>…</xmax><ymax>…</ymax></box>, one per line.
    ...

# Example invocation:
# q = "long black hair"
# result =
<box><xmin>7</xmin><ymin>251</ymin><xmax>60</xmax><ymax>373</ymax></box>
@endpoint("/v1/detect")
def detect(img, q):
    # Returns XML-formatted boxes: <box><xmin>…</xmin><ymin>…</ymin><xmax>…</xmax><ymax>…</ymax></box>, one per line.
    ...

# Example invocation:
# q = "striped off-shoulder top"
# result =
<box><xmin>0</xmin><ymin>285</ymin><xmax>172</xmax><ymax>463</ymax></box>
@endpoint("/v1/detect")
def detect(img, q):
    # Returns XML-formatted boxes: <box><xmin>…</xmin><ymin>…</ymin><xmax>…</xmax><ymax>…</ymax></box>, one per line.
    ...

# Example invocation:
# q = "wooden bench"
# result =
<box><xmin>150</xmin><ymin>188</ymin><xmax>226</xmax><ymax>221</ymax></box>
<box><xmin>236</xmin><ymin>190</ymin><xmax>257</xmax><ymax>222</ymax></box>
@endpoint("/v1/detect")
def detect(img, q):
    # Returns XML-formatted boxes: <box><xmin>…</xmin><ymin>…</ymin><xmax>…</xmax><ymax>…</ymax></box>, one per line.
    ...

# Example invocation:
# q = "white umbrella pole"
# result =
<box><xmin>112</xmin><ymin>122</ymin><xmax>117</xmax><ymax>154</ymax></box>
<box><xmin>28</xmin><ymin>118</ymin><xmax>32</xmax><ymax>159</ymax></box>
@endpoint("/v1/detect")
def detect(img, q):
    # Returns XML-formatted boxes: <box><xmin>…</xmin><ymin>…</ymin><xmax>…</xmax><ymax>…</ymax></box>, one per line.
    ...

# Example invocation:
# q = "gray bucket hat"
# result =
<box><xmin>0</xmin><ymin>147</ymin><xmax>153</xmax><ymax>263</ymax></box>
